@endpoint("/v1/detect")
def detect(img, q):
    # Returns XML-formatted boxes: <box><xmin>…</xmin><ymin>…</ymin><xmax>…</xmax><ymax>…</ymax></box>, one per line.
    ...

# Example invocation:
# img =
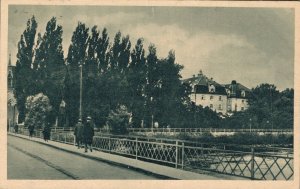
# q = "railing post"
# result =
<box><xmin>64</xmin><ymin>134</ymin><xmax>67</xmax><ymax>143</ymax></box>
<box><xmin>181</xmin><ymin>142</ymin><xmax>185</xmax><ymax>169</ymax></box>
<box><xmin>135</xmin><ymin>137</ymin><xmax>138</xmax><ymax>160</ymax></box>
<box><xmin>251</xmin><ymin>147</ymin><xmax>255</xmax><ymax>180</ymax></box>
<box><xmin>175</xmin><ymin>140</ymin><xmax>178</xmax><ymax>168</ymax></box>
<box><xmin>108</xmin><ymin>137</ymin><xmax>111</xmax><ymax>153</ymax></box>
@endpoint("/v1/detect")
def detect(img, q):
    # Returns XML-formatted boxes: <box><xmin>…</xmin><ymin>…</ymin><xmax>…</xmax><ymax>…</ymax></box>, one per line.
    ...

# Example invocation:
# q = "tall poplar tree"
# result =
<box><xmin>65</xmin><ymin>22</ymin><xmax>89</xmax><ymax>126</ymax></box>
<box><xmin>97</xmin><ymin>28</ymin><xmax>110</xmax><ymax>73</ymax></box>
<box><xmin>15</xmin><ymin>16</ymin><xmax>37</xmax><ymax>123</ymax></box>
<box><xmin>128</xmin><ymin>38</ymin><xmax>146</xmax><ymax>127</ymax></box>
<box><xmin>33</xmin><ymin>17</ymin><xmax>65</xmax><ymax>124</ymax></box>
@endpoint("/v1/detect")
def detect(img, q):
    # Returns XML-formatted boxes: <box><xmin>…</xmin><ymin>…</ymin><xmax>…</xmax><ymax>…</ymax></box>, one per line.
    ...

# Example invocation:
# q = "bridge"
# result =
<box><xmin>8</xmin><ymin>128</ymin><xmax>293</xmax><ymax>180</ymax></box>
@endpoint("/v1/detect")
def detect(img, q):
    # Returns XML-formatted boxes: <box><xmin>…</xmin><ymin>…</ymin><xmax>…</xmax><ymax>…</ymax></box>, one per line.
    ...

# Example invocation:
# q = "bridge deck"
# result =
<box><xmin>8</xmin><ymin>134</ymin><xmax>247</xmax><ymax>180</ymax></box>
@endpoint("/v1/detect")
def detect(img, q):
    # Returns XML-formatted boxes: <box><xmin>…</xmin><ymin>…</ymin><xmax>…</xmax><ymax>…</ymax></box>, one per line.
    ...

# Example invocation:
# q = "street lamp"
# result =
<box><xmin>59</xmin><ymin>99</ymin><xmax>66</xmax><ymax>127</ymax></box>
<box><xmin>79</xmin><ymin>63</ymin><xmax>83</xmax><ymax>121</ymax></box>
<box><xmin>249</xmin><ymin>118</ymin><xmax>252</xmax><ymax>133</ymax></box>
<box><xmin>150</xmin><ymin>96</ymin><xmax>154</xmax><ymax>132</ymax></box>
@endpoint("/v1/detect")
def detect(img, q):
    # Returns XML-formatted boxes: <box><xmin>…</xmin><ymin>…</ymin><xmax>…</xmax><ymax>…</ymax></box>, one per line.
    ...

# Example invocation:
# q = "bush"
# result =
<box><xmin>107</xmin><ymin>105</ymin><xmax>130</xmax><ymax>135</ymax></box>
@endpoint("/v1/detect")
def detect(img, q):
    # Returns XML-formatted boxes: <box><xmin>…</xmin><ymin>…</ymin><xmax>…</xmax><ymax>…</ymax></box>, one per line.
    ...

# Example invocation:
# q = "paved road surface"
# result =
<box><xmin>8</xmin><ymin>135</ymin><xmax>160</xmax><ymax>180</ymax></box>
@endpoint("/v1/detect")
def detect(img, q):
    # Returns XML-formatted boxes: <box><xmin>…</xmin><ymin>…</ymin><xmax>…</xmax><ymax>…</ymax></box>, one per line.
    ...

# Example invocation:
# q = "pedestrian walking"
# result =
<box><xmin>28</xmin><ymin>124</ymin><xmax>34</xmax><ymax>138</ymax></box>
<box><xmin>42</xmin><ymin>123</ymin><xmax>51</xmax><ymax>142</ymax></box>
<box><xmin>74</xmin><ymin>119</ymin><xmax>83</xmax><ymax>149</ymax></box>
<box><xmin>83</xmin><ymin>116</ymin><xmax>94</xmax><ymax>153</ymax></box>
<box><xmin>14</xmin><ymin>123</ymin><xmax>18</xmax><ymax>134</ymax></box>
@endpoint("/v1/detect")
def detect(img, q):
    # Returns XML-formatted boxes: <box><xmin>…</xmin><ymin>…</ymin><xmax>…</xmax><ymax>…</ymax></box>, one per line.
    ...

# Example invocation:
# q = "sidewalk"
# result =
<box><xmin>9</xmin><ymin>133</ymin><xmax>248</xmax><ymax>180</ymax></box>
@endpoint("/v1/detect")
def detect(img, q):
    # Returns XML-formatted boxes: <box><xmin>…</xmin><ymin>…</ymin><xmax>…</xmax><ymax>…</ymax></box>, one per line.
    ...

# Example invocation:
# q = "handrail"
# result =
<box><xmin>11</xmin><ymin>128</ymin><xmax>294</xmax><ymax>180</ymax></box>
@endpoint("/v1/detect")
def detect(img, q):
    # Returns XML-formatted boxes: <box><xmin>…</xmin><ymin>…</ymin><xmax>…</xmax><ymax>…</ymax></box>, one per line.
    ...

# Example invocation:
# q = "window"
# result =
<box><xmin>210</xmin><ymin>104</ymin><xmax>213</xmax><ymax>109</ymax></box>
<box><xmin>218</xmin><ymin>104</ymin><xmax>222</xmax><ymax>110</ymax></box>
<box><xmin>219</xmin><ymin>96</ymin><xmax>222</xmax><ymax>101</ymax></box>
<box><xmin>242</xmin><ymin>99</ymin><xmax>245</xmax><ymax>103</ymax></box>
<box><xmin>234</xmin><ymin>104</ymin><xmax>237</xmax><ymax>111</ymax></box>
<box><xmin>210</xmin><ymin>96</ymin><xmax>213</xmax><ymax>100</ymax></box>
<box><xmin>241</xmin><ymin>90</ymin><xmax>246</xmax><ymax>97</ymax></box>
<box><xmin>241</xmin><ymin>107</ymin><xmax>244</xmax><ymax>111</ymax></box>
<box><xmin>209</xmin><ymin>85</ymin><xmax>215</xmax><ymax>93</ymax></box>
<box><xmin>226</xmin><ymin>89</ymin><xmax>231</xmax><ymax>96</ymax></box>
<box><xmin>201</xmin><ymin>95</ymin><xmax>205</xmax><ymax>100</ymax></box>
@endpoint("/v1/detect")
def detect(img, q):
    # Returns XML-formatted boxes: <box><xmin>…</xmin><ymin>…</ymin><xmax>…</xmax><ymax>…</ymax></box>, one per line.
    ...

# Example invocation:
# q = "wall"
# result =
<box><xmin>227</xmin><ymin>98</ymin><xmax>249</xmax><ymax>112</ymax></box>
<box><xmin>190</xmin><ymin>93</ymin><xmax>228</xmax><ymax>114</ymax></box>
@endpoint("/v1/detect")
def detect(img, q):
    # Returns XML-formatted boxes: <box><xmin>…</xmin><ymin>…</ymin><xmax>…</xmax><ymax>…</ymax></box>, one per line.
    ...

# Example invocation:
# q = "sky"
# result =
<box><xmin>8</xmin><ymin>5</ymin><xmax>294</xmax><ymax>90</ymax></box>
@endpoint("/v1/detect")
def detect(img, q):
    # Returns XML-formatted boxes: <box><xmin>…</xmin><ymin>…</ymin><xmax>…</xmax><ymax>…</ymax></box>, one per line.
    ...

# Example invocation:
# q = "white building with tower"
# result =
<box><xmin>183</xmin><ymin>70</ymin><xmax>251</xmax><ymax>116</ymax></box>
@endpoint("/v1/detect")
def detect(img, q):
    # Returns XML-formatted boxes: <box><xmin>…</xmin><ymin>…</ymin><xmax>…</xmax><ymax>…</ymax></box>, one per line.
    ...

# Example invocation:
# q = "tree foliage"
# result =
<box><xmin>25</xmin><ymin>93</ymin><xmax>52</xmax><ymax>130</ymax></box>
<box><xmin>106</xmin><ymin>105</ymin><xmax>130</xmax><ymax>134</ymax></box>
<box><xmin>33</xmin><ymin>17</ymin><xmax>65</xmax><ymax>124</ymax></box>
<box><xmin>222</xmin><ymin>84</ymin><xmax>294</xmax><ymax>129</ymax></box>
<box><xmin>15</xmin><ymin>16</ymin><xmax>37</xmax><ymax>123</ymax></box>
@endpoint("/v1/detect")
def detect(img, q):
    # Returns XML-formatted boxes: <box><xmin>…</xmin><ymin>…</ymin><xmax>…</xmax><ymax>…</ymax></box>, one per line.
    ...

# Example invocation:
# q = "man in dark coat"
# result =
<box><xmin>28</xmin><ymin>125</ymin><xmax>34</xmax><ymax>138</ymax></box>
<box><xmin>83</xmin><ymin>116</ymin><xmax>94</xmax><ymax>152</ymax></box>
<box><xmin>74</xmin><ymin>119</ymin><xmax>83</xmax><ymax>149</ymax></box>
<box><xmin>42</xmin><ymin>123</ymin><xmax>51</xmax><ymax>142</ymax></box>
<box><xmin>14</xmin><ymin>123</ymin><xmax>18</xmax><ymax>134</ymax></box>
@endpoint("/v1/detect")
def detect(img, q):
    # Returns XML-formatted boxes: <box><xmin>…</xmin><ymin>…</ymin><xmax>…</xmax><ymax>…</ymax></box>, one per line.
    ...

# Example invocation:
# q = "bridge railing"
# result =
<box><xmin>127</xmin><ymin>128</ymin><xmax>293</xmax><ymax>133</ymax></box>
<box><xmin>12</xmin><ymin>128</ymin><xmax>293</xmax><ymax>180</ymax></box>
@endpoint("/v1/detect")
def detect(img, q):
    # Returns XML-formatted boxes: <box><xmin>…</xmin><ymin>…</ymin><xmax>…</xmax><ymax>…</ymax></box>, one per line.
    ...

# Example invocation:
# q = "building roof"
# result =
<box><xmin>224</xmin><ymin>80</ymin><xmax>251</xmax><ymax>99</ymax></box>
<box><xmin>183</xmin><ymin>70</ymin><xmax>227</xmax><ymax>95</ymax></box>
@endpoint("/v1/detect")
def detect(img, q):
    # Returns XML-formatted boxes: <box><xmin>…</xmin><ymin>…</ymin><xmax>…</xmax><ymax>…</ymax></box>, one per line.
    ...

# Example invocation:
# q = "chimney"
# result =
<box><xmin>198</xmin><ymin>70</ymin><xmax>203</xmax><ymax>77</ymax></box>
<box><xmin>8</xmin><ymin>53</ymin><xmax>11</xmax><ymax>66</ymax></box>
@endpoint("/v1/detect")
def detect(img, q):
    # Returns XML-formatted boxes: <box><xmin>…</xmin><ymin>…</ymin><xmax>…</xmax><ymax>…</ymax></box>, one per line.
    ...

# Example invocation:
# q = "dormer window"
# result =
<box><xmin>241</xmin><ymin>90</ymin><xmax>246</xmax><ymax>97</ymax></box>
<box><xmin>209</xmin><ymin>84</ymin><xmax>215</xmax><ymax>93</ymax></box>
<box><xmin>226</xmin><ymin>89</ymin><xmax>231</xmax><ymax>96</ymax></box>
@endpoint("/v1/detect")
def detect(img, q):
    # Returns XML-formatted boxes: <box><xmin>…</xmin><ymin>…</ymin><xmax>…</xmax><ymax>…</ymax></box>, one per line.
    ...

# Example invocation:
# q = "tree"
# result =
<box><xmin>65</xmin><ymin>22</ymin><xmax>89</xmax><ymax>127</ymax></box>
<box><xmin>33</xmin><ymin>17</ymin><xmax>65</xmax><ymax>125</ymax></box>
<box><xmin>97</xmin><ymin>28</ymin><xmax>110</xmax><ymax>73</ymax></box>
<box><xmin>84</xmin><ymin>26</ymin><xmax>109</xmax><ymax>127</ymax></box>
<box><xmin>156</xmin><ymin>51</ymin><xmax>181</xmax><ymax>126</ymax></box>
<box><xmin>144</xmin><ymin>44</ymin><xmax>159</xmax><ymax>127</ymax></box>
<box><xmin>222</xmin><ymin>84</ymin><xmax>294</xmax><ymax>129</ymax></box>
<box><xmin>15</xmin><ymin>16</ymin><xmax>38</xmax><ymax>123</ymax></box>
<box><xmin>67</xmin><ymin>22</ymin><xmax>89</xmax><ymax>67</ymax></box>
<box><xmin>25</xmin><ymin>93</ymin><xmax>52</xmax><ymax>131</ymax></box>
<box><xmin>128</xmin><ymin>38</ymin><xmax>147</xmax><ymax>127</ymax></box>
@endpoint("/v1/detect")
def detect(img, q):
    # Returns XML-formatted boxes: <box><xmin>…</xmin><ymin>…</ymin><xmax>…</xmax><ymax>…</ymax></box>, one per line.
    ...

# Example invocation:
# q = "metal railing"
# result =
<box><xmin>12</xmin><ymin>128</ymin><xmax>293</xmax><ymax>180</ymax></box>
<box><xmin>127</xmin><ymin>127</ymin><xmax>293</xmax><ymax>134</ymax></box>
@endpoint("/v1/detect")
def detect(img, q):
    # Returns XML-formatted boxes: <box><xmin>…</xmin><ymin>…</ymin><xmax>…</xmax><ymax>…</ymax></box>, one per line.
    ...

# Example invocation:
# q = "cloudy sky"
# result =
<box><xmin>8</xmin><ymin>5</ymin><xmax>294</xmax><ymax>90</ymax></box>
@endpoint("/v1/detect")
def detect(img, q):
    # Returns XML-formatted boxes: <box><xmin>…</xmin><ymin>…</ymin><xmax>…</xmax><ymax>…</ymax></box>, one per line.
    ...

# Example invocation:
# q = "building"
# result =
<box><xmin>7</xmin><ymin>54</ymin><xmax>18</xmax><ymax>129</ymax></box>
<box><xmin>183</xmin><ymin>70</ymin><xmax>251</xmax><ymax>115</ymax></box>
<box><xmin>184</xmin><ymin>70</ymin><xmax>228</xmax><ymax>114</ymax></box>
<box><xmin>225</xmin><ymin>80</ymin><xmax>251</xmax><ymax>114</ymax></box>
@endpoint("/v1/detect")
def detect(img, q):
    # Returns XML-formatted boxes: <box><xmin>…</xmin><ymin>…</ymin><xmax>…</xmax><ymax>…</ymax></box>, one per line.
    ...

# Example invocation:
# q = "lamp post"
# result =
<box><xmin>59</xmin><ymin>99</ymin><xmax>66</xmax><ymax>127</ymax></box>
<box><xmin>249</xmin><ymin>118</ymin><xmax>252</xmax><ymax>133</ymax></box>
<box><xmin>150</xmin><ymin>96</ymin><xmax>154</xmax><ymax>132</ymax></box>
<box><xmin>79</xmin><ymin>63</ymin><xmax>83</xmax><ymax>121</ymax></box>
